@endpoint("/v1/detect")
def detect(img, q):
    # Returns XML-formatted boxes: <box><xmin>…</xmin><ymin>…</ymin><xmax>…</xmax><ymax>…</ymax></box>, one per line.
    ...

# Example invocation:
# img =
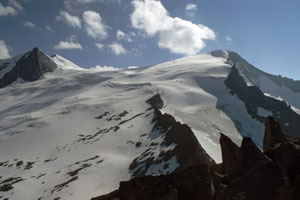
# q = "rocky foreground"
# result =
<box><xmin>92</xmin><ymin>116</ymin><xmax>300</xmax><ymax>200</ymax></box>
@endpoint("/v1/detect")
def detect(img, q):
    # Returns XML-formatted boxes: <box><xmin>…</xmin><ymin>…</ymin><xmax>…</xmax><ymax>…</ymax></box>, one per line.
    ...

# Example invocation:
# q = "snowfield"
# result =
<box><xmin>0</xmin><ymin>50</ymin><xmax>299</xmax><ymax>200</ymax></box>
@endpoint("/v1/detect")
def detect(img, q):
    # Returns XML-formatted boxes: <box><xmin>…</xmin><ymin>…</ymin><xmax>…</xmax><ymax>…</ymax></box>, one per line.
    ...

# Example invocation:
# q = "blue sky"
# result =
<box><xmin>0</xmin><ymin>0</ymin><xmax>300</xmax><ymax>79</ymax></box>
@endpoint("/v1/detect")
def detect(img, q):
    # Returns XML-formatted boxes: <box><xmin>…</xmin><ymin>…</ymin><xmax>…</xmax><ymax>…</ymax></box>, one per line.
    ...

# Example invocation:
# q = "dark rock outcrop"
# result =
<box><xmin>213</xmin><ymin>133</ymin><xmax>290</xmax><ymax>200</ymax></box>
<box><xmin>92</xmin><ymin>117</ymin><xmax>300</xmax><ymax>200</ymax></box>
<box><xmin>0</xmin><ymin>47</ymin><xmax>57</xmax><ymax>88</ymax></box>
<box><xmin>92</xmin><ymin>164</ymin><xmax>212</xmax><ymax>200</ymax></box>
<box><xmin>129</xmin><ymin>94</ymin><xmax>215</xmax><ymax>178</ymax></box>
<box><xmin>225</xmin><ymin>65</ymin><xmax>300</xmax><ymax>138</ymax></box>
<box><xmin>225</xmin><ymin>51</ymin><xmax>300</xmax><ymax>93</ymax></box>
<box><xmin>219</xmin><ymin>133</ymin><xmax>240</xmax><ymax>175</ymax></box>
<box><xmin>263</xmin><ymin>116</ymin><xmax>286</xmax><ymax>151</ymax></box>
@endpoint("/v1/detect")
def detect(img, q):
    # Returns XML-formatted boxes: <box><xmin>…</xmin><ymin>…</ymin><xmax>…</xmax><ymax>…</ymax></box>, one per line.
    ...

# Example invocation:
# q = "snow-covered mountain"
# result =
<box><xmin>0</xmin><ymin>48</ymin><xmax>299</xmax><ymax>200</ymax></box>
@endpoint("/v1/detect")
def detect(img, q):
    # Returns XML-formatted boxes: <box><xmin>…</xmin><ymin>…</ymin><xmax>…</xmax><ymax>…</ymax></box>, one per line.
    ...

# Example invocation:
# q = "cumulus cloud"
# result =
<box><xmin>95</xmin><ymin>43</ymin><xmax>105</xmax><ymax>51</ymax></box>
<box><xmin>54</xmin><ymin>35</ymin><xmax>83</xmax><ymax>50</ymax></box>
<box><xmin>23</xmin><ymin>21</ymin><xmax>37</xmax><ymax>29</ymax></box>
<box><xmin>83</xmin><ymin>10</ymin><xmax>108</xmax><ymax>40</ymax></box>
<box><xmin>64</xmin><ymin>0</ymin><xmax>121</xmax><ymax>9</ymax></box>
<box><xmin>8</xmin><ymin>0</ymin><xmax>23</xmax><ymax>11</ymax></box>
<box><xmin>0</xmin><ymin>40</ymin><xmax>11</xmax><ymax>59</ymax></box>
<box><xmin>185</xmin><ymin>3</ymin><xmax>197</xmax><ymax>11</ymax></box>
<box><xmin>0</xmin><ymin>0</ymin><xmax>23</xmax><ymax>17</ymax></box>
<box><xmin>130</xmin><ymin>0</ymin><xmax>215</xmax><ymax>55</ymax></box>
<box><xmin>185</xmin><ymin>3</ymin><xmax>197</xmax><ymax>17</ymax></box>
<box><xmin>116</xmin><ymin>30</ymin><xmax>133</xmax><ymax>42</ymax></box>
<box><xmin>89</xmin><ymin>65</ymin><xmax>120</xmax><ymax>71</ymax></box>
<box><xmin>108</xmin><ymin>42</ymin><xmax>127</xmax><ymax>55</ymax></box>
<box><xmin>56</xmin><ymin>11</ymin><xmax>82</xmax><ymax>28</ymax></box>
<box><xmin>46</xmin><ymin>25</ymin><xmax>54</xmax><ymax>32</ymax></box>
<box><xmin>226</xmin><ymin>36</ymin><xmax>232</xmax><ymax>42</ymax></box>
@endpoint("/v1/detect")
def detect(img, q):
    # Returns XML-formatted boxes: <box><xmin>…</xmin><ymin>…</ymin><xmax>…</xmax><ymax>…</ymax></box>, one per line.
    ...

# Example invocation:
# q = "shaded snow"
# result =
<box><xmin>0</xmin><ymin>53</ymin><xmax>26</xmax><ymax>79</ymax></box>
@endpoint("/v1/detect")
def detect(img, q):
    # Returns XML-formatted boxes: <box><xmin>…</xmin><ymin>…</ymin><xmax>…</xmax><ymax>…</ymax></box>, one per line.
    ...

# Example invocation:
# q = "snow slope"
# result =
<box><xmin>51</xmin><ymin>54</ymin><xmax>84</xmax><ymax>71</ymax></box>
<box><xmin>0</xmin><ymin>50</ymin><xmax>299</xmax><ymax>200</ymax></box>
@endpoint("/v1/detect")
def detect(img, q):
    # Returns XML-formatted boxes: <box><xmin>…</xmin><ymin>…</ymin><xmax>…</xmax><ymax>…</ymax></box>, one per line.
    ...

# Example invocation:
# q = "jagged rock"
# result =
<box><xmin>225</xmin><ymin>65</ymin><xmax>300</xmax><ymax>139</ymax></box>
<box><xmin>146</xmin><ymin>93</ymin><xmax>164</xmax><ymax>110</ymax></box>
<box><xmin>0</xmin><ymin>47</ymin><xmax>57</xmax><ymax>88</ymax></box>
<box><xmin>292</xmin><ymin>175</ymin><xmax>300</xmax><ymax>200</ymax></box>
<box><xmin>92</xmin><ymin>116</ymin><xmax>300</xmax><ymax>200</ymax></box>
<box><xmin>129</xmin><ymin>94</ymin><xmax>215</xmax><ymax>177</ymax></box>
<box><xmin>263</xmin><ymin>116</ymin><xmax>286</xmax><ymax>151</ymax></box>
<box><xmin>263</xmin><ymin>116</ymin><xmax>300</xmax><ymax>186</ymax></box>
<box><xmin>213</xmin><ymin>161</ymin><xmax>290</xmax><ymax>200</ymax></box>
<box><xmin>214</xmin><ymin>133</ymin><xmax>290</xmax><ymax>200</ymax></box>
<box><xmin>238</xmin><ymin>137</ymin><xmax>267</xmax><ymax>173</ymax></box>
<box><xmin>93</xmin><ymin>164</ymin><xmax>212</xmax><ymax>200</ymax></box>
<box><xmin>219</xmin><ymin>133</ymin><xmax>240</xmax><ymax>175</ymax></box>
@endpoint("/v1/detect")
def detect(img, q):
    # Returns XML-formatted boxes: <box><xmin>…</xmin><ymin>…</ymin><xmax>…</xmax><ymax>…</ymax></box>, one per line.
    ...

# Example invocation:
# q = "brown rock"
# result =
<box><xmin>91</xmin><ymin>190</ymin><xmax>119</xmax><ymax>200</ymax></box>
<box><xmin>92</xmin><ymin>164</ymin><xmax>212</xmax><ymax>200</ymax></box>
<box><xmin>238</xmin><ymin>137</ymin><xmax>267</xmax><ymax>173</ymax></box>
<box><xmin>214</xmin><ymin>161</ymin><xmax>290</xmax><ymax>200</ymax></box>
<box><xmin>264</xmin><ymin>116</ymin><xmax>286</xmax><ymax>151</ymax></box>
<box><xmin>219</xmin><ymin>133</ymin><xmax>240</xmax><ymax>175</ymax></box>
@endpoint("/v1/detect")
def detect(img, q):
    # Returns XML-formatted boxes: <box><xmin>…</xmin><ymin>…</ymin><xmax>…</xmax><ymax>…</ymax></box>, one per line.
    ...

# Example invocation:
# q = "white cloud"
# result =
<box><xmin>8</xmin><ymin>0</ymin><xmax>23</xmax><ymax>11</ymax></box>
<box><xmin>83</xmin><ymin>10</ymin><xmax>108</xmax><ymax>40</ymax></box>
<box><xmin>0</xmin><ymin>0</ymin><xmax>23</xmax><ymax>17</ymax></box>
<box><xmin>89</xmin><ymin>65</ymin><xmax>120</xmax><ymax>71</ymax></box>
<box><xmin>185</xmin><ymin>3</ymin><xmax>197</xmax><ymax>17</ymax></box>
<box><xmin>116</xmin><ymin>30</ymin><xmax>133</xmax><ymax>42</ymax></box>
<box><xmin>128</xmin><ymin>66</ymin><xmax>139</xmax><ymax>69</ymax></box>
<box><xmin>185</xmin><ymin>3</ymin><xmax>197</xmax><ymax>11</ymax></box>
<box><xmin>56</xmin><ymin>11</ymin><xmax>82</xmax><ymax>29</ymax></box>
<box><xmin>54</xmin><ymin>35</ymin><xmax>83</xmax><ymax>50</ymax></box>
<box><xmin>54</xmin><ymin>41</ymin><xmax>83</xmax><ymax>50</ymax></box>
<box><xmin>130</xmin><ymin>0</ymin><xmax>215</xmax><ymax>55</ymax></box>
<box><xmin>95</xmin><ymin>43</ymin><xmax>105</xmax><ymax>51</ymax></box>
<box><xmin>45</xmin><ymin>25</ymin><xmax>54</xmax><ymax>32</ymax></box>
<box><xmin>108</xmin><ymin>42</ymin><xmax>127</xmax><ymax>55</ymax></box>
<box><xmin>131</xmin><ymin>0</ymin><xmax>169</xmax><ymax>36</ymax></box>
<box><xmin>226</xmin><ymin>36</ymin><xmax>232</xmax><ymax>42</ymax></box>
<box><xmin>64</xmin><ymin>0</ymin><xmax>121</xmax><ymax>7</ymax></box>
<box><xmin>0</xmin><ymin>40</ymin><xmax>11</xmax><ymax>59</ymax></box>
<box><xmin>23</xmin><ymin>21</ymin><xmax>37</xmax><ymax>29</ymax></box>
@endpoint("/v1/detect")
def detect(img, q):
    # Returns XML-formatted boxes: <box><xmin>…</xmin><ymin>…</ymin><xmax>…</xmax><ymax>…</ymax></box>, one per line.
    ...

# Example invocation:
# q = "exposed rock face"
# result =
<box><xmin>213</xmin><ymin>134</ymin><xmax>290</xmax><ymax>200</ymax></box>
<box><xmin>225</xmin><ymin>65</ymin><xmax>300</xmax><ymax>138</ymax></box>
<box><xmin>219</xmin><ymin>133</ymin><xmax>240</xmax><ymax>175</ymax></box>
<box><xmin>0</xmin><ymin>47</ymin><xmax>57</xmax><ymax>88</ymax></box>
<box><xmin>146</xmin><ymin>93</ymin><xmax>164</xmax><ymax>110</ymax></box>
<box><xmin>129</xmin><ymin>94</ymin><xmax>215</xmax><ymax>177</ymax></box>
<box><xmin>264</xmin><ymin>116</ymin><xmax>286</xmax><ymax>151</ymax></box>
<box><xmin>226</xmin><ymin>51</ymin><xmax>300</xmax><ymax>93</ymax></box>
<box><xmin>92</xmin><ymin>117</ymin><xmax>300</xmax><ymax>200</ymax></box>
<box><xmin>92</xmin><ymin>164</ymin><xmax>212</xmax><ymax>200</ymax></box>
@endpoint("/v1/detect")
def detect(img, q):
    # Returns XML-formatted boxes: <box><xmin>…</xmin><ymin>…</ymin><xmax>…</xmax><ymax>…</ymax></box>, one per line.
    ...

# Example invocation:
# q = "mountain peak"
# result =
<box><xmin>0</xmin><ymin>47</ymin><xmax>57</xmax><ymax>88</ymax></box>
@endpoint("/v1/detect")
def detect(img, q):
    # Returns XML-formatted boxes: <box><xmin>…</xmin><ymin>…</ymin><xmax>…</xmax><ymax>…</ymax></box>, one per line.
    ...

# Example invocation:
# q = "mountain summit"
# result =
<box><xmin>0</xmin><ymin>48</ymin><xmax>299</xmax><ymax>200</ymax></box>
<box><xmin>0</xmin><ymin>47</ymin><xmax>57</xmax><ymax>88</ymax></box>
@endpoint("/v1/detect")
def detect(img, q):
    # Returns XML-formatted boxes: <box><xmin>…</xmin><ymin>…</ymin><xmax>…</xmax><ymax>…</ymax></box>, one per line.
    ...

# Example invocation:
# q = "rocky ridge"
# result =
<box><xmin>129</xmin><ymin>94</ymin><xmax>215</xmax><ymax>178</ymax></box>
<box><xmin>92</xmin><ymin>116</ymin><xmax>300</xmax><ymax>200</ymax></box>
